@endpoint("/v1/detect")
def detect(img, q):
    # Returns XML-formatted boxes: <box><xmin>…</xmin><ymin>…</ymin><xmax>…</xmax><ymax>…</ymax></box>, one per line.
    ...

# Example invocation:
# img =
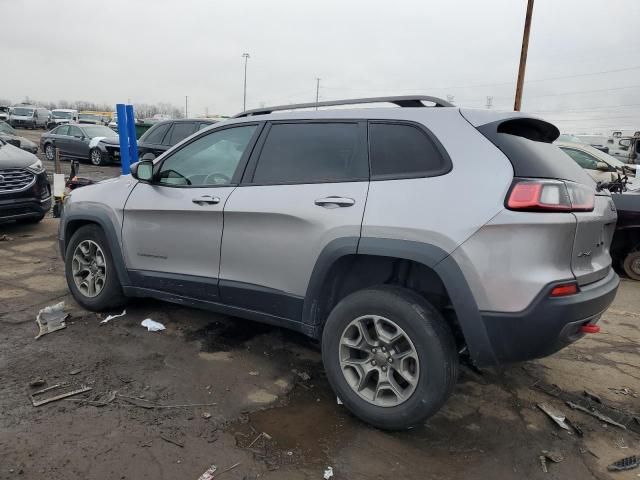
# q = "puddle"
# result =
<box><xmin>185</xmin><ymin>318</ymin><xmax>273</xmax><ymax>352</ymax></box>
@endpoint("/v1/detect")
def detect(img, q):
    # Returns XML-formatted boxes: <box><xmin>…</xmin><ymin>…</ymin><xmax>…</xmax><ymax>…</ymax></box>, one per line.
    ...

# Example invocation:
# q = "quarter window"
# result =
<box><xmin>252</xmin><ymin>123</ymin><xmax>367</xmax><ymax>184</ymax></box>
<box><xmin>369</xmin><ymin>122</ymin><xmax>449</xmax><ymax>179</ymax></box>
<box><xmin>68</xmin><ymin>126</ymin><xmax>83</xmax><ymax>138</ymax></box>
<box><xmin>55</xmin><ymin>125</ymin><xmax>70</xmax><ymax>136</ymax></box>
<box><xmin>158</xmin><ymin>125</ymin><xmax>257</xmax><ymax>187</ymax></box>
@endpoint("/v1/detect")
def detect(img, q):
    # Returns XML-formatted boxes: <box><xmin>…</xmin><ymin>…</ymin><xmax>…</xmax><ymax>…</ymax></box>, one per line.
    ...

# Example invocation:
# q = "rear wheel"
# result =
<box><xmin>90</xmin><ymin>148</ymin><xmax>107</xmax><ymax>166</ymax></box>
<box><xmin>65</xmin><ymin>225</ymin><xmax>126</xmax><ymax>311</ymax></box>
<box><xmin>321</xmin><ymin>286</ymin><xmax>458</xmax><ymax>430</ymax></box>
<box><xmin>623</xmin><ymin>251</ymin><xmax>640</xmax><ymax>281</ymax></box>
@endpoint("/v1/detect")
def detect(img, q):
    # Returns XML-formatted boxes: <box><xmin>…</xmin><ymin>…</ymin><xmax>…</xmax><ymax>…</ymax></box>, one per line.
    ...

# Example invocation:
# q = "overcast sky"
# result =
<box><xmin>1</xmin><ymin>0</ymin><xmax>639</xmax><ymax>133</ymax></box>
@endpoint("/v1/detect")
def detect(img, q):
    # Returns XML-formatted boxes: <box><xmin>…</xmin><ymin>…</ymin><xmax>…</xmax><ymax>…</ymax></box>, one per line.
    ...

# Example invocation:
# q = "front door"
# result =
<box><xmin>121</xmin><ymin>123</ymin><xmax>261</xmax><ymax>301</ymax></box>
<box><xmin>219</xmin><ymin>121</ymin><xmax>369</xmax><ymax>319</ymax></box>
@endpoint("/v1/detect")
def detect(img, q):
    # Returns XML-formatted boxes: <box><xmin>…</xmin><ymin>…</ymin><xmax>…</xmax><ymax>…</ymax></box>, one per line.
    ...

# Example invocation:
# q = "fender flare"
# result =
<box><xmin>60</xmin><ymin>209</ymin><xmax>131</xmax><ymax>286</ymax></box>
<box><xmin>303</xmin><ymin>237</ymin><xmax>498</xmax><ymax>366</ymax></box>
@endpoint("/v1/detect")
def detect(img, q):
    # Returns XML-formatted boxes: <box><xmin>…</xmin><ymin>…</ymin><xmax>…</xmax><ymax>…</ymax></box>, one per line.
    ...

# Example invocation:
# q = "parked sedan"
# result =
<box><xmin>40</xmin><ymin>124</ymin><xmax>119</xmax><ymax>165</ymax></box>
<box><xmin>0</xmin><ymin>121</ymin><xmax>39</xmax><ymax>154</ymax></box>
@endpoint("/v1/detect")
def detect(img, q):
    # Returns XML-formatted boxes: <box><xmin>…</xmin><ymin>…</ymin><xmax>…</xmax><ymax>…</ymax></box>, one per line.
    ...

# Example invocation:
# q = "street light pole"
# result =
<box><xmin>315</xmin><ymin>78</ymin><xmax>321</xmax><ymax>110</ymax></box>
<box><xmin>514</xmin><ymin>0</ymin><xmax>534</xmax><ymax>111</ymax></box>
<box><xmin>242</xmin><ymin>53</ymin><xmax>250</xmax><ymax>112</ymax></box>
<box><xmin>185</xmin><ymin>96</ymin><xmax>188</xmax><ymax>118</ymax></box>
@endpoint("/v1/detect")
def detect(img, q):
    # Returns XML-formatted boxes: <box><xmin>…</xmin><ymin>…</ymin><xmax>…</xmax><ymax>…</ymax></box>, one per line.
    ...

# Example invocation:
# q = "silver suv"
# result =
<box><xmin>59</xmin><ymin>96</ymin><xmax>619</xmax><ymax>430</ymax></box>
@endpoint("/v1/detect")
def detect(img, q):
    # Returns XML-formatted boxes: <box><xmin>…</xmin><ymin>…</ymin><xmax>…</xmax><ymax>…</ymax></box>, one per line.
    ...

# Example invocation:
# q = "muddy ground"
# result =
<box><xmin>1</xmin><ymin>129</ymin><xmax>639</xmax><ymax>479</ymax></box>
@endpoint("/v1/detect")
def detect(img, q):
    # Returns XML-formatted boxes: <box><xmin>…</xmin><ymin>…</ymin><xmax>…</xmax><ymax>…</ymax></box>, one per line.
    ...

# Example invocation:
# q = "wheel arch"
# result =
<box><xmin>61</xmin><ymin>211</ymin><xmax>130</xmax><ymax>286</ymax></box>
<box><xmin>303</xmin><ymin>237</ymin><xmax>498</xmax><ymax>366</ymax></box>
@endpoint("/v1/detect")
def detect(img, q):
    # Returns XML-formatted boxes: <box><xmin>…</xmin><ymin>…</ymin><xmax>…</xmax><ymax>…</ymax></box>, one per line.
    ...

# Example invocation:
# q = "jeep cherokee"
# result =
<box><xmin>59</xmin><ymin>96</ymin><xmax>619</xmax><ymax>430</ymax></box>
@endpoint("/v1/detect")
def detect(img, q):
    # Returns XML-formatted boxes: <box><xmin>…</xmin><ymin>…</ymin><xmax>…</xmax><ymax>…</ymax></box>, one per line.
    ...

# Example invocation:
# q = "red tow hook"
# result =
<box><xmin>580</xmin><ymin>324</ymin><xmax>600</xmax><ymax>334</ymax></box>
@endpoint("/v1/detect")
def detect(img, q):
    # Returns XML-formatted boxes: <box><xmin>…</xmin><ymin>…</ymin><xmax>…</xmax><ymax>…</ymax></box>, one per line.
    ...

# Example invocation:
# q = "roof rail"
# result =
<box><xmin>233</xmin><ymin>95</ymin><xmax>454</xmax><ymax>118</ymax></box>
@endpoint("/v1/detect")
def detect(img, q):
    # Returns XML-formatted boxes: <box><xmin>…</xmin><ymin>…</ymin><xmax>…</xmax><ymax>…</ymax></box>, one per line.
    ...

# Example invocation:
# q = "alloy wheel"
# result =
<box><xmin>45</xmin><ymin>145</ymin><xmax>55</xmax><ymax>161</ymax></box>
<box><xmin>90</xmin><ymin>149</ymin><xmax>102</xmax><ymax>165</ymax></box>
<box><xmin>339</xmin><ymin>315</ymin><xmax>420</xmax><ymax>407</ymax></box>
<box><xmin>71</xmin><ymin>240</ymin><xmax>107</xmax><ymax>298</ymax></box>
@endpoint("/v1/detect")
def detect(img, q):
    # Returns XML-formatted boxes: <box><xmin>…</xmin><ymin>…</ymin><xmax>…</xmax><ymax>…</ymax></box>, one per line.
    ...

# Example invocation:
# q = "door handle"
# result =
<box><xmin>314</xmin><ymin>196</ymin><xmax>356</xmax><ymax>208</ymax></box>
<box><xmin>192</xmin><ymin>195</ymin><xmax>220</xmax><ymax>205</ymax></box>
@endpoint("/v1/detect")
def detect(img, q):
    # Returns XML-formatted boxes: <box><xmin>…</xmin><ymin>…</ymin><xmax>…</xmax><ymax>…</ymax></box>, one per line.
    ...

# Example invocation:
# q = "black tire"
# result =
<box><xmin>65</xmin><ymin>224</ymin><xmax>127</xmax><ymax>311</ymax></box>
<box><xmin>623</xmin><ymin>251</ymin><xmax>640</xmax><ymax>281</ymax></box>
<box><xmin>321</xmin><ymin>285</ymin><xmax>458</xmax><ymax>431</ymax></box>
<box><xmin>90</xmin><ymin>148</ymin><xmax>107</xmax><ymax>166</ymax></box>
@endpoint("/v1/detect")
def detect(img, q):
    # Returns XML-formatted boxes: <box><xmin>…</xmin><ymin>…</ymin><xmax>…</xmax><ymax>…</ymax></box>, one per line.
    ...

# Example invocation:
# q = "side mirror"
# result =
<box><xmin>131</xmin><ymin>160</ymin><xmax>154</xmax><ymax>182</ymax></box>
<box><xmin>596</xmin><ymin>161</ymin><xmax>611</xmax><ymax>171</ymax></box>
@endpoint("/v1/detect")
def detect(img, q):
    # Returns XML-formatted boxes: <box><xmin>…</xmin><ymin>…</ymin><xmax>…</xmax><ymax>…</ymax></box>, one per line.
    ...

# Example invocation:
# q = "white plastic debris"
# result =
<box><xmin>141</xmin><ymin>319</ymin><xmax>166</xmax><ymax>332</ymax></box>
<box><xmin>100</xmin><ymin>309</ymin><xmax>126</xmax><ymax>325</ymax></box>
<box><xmin>197</xmin><ymin>465</ymin><xmax>217</xmax><ymax>480</ymax></box>
<box><xmin>323</xmin><ymin>466</ymin><xmax>334</xmax><ymax>479</ymax></box>
<box><xmin>336</xmin><ymin>397</ymin><xmax>343</xmax><ymax>405</ymax></box>
<box><xmin>35</xmin><ymin>301</ymin><xmax>68</xmax><ymax>339</ymax></box>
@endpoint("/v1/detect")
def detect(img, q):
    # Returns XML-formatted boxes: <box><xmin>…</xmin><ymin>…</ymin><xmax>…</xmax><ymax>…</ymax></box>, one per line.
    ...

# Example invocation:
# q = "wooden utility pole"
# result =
<box><xmin>514</xmin><ymin>0</ymin><xmax>534</xmax><ymax>111</ymax></box>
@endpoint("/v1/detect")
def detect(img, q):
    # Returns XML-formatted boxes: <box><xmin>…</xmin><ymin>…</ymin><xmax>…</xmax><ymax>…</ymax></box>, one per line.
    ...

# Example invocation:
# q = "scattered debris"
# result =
<box><xmin>615</xmin><ymin>437</ymin><xmax>629</xmax><ymax>449</ymax></box>
<box><xmin>537</xmin><ymin>403</ymin><xmax>572</xmax><ymax>431</ymax></box>
<box><xmin>100</xmin><ymin>309</ymin><xmax>126</xmax><ymax>325</ymax></box>
<box><xmin>114</xmin><ymin>394</ymin><xmax>216</xmax><ymax>410</ymax></box>
<box><xmin>539</xmin><ymin>455</ymin><xmax>548</xmax><ymax>473</ymax></box>
<box><xmin>247</xmin><ymin>431</ymin><xmax>272</xmax><ymax>448</ymax></box>
<box><xmin>337</xmin><ymin>397</ymin><xmax>343</xmax><ymax>405</ymax></box>
<box><xmin>141</xmin><ymin>318</ymin><xmax>166</xmax><ymax>332</ymax></box>
<box><xmin>542</xmin><ymin>450</ymin><xmax>564</xmax><ymax>463</ymax></box>
<box><xmin>566</xmin><ymin>401</ymin><xmax>627</xmax><ymax>430</ymax></box>
<box><xmin>202</xmin><ymin>412</ymin><xmax>212</xmax><ymax>419</ymax></box>
<box><xmin>30</xmin><ymin>384</ymin><xmax>92</xmax><ymax>407</ymax></box>
<box><xmin>29</xmin><ymin>377</ymin><xmax>46</xmax><ymax>388</ymax></box>
<box><xmin>292</xmin><ymin>369</ymin><xmax>311</xmax><ymax>381</ymax></box>
<box><xmin>197</xmin><ymin>465</ymin><xmax>217</xmax><ymax>480</ymax></box>
<box><xmin>0</xmin><ymin>234</ymin><xmax>13</xmax><ymax>241</ymax></box>
<box><xmin>248</xmin><ymin>371</ymin><xmax>259</xmax><ymax>376</ymax></box>
<box><xmin>160</xmin><ymin>434</ymin><xmax>184</xmax><ymax>448</ymax></box>
<box><xmin>323</xmin><ymin>466</ymin><xmax>334</xmax><ymax>479</ymax></box>
<box><xmin>213</xmin><ymin>462</ymin><xmax>240</xmax><ymax>478</ymax></box>
<box><xmin>607</xmin><ymin>455</ymin><xmax>639</xmax><ymax>472</ymax></box>
<box><xmin>583</xmin><ymin>390</ymin><xmax>602</xmax><ymax>404</ymax></box>
<box><xmin>609</xmin><ymin>387</ymin><xmax>638</xmax><ymax>398</ymax></box>
<box><xmin>565</xmin><ymin>418</ymin><xmax>584</xmax><ymax>437</ymax></box>
<box><xmin>35</xmin><ymin>301</ymin><xmax>68</xmax><ymax>339</ymax></box>
<box><xmin>69</xmin><ymin>368</ymin><xmax>82</xmax><ymax>375</ymax></box>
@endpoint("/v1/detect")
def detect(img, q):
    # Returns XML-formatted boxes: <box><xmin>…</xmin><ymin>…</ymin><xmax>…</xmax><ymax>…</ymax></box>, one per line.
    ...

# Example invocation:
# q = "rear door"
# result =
<box><xmin>67</xmin><ymin>125</ymin><xmax>89</xmax><ymax>158</ymax></box>
<box><xmin>165</xmin><ymin>122</ymin><xmax>198</xmax><ymax>147</ymax></box>
<box><xmin>138</xmin><ymin>122</ymin><xmax>172</xmax><ymax>158</ymax></box>
<box><xmin>51</xmin><ymin>125</ymin><xmax>71</xmax><ymax>155</ymax></box>
<box><xmin>121</xmin><ymin>123</ymin><xmax>260</xmax><ymax>300</ymax></box>
<box><xmin>219</xmin><ymin>121</ymin><xmax>369</xmax><ymax>319</ymax></box>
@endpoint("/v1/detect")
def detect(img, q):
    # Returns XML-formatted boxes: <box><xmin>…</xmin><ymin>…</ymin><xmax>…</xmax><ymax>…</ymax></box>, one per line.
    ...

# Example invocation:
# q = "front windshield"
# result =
<box><xmin>53</xmin><ymin>111</ymin><xmax>73</xmax><ymax>119</ymax></box>
<box><xmin>0</xmin><ymin>121</ymin><xmax>16</xmax><ymax>134</ymax></box>
<box><xmin>81</xmin><ymin>125</ymin><xmax>118</xmax><ymax>138</ymax></box>
<box><xmin>13</xmin><ymin>107</ymin><xmax>34</xmax><ymax>116</ymax></box>
<box><xmin>79</xmin><ymin>114</ymin><xmax>100</xmax><ymax>121</ymax></box>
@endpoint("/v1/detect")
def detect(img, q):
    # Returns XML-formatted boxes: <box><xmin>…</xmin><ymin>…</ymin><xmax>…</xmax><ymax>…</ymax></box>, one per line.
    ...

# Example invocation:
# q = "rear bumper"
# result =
<box><xmin>480</xmin><ymin>269</ymin><xmax>619</xmax><ymax>363</ymax></box>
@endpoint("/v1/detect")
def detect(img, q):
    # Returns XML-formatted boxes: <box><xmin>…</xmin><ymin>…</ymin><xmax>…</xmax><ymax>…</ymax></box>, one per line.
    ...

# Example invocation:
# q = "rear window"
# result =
<box><xmin>369</xmin><ymin>122</ymin><xmax>450</xmax><ymax>179</ymax></box>
<box><xmin>166</xmin><ymin>122</ymin><xmax>197</xmax><ymax>145</ymax></box>
<box><xmin>475</xmin><ymin>117</ymin><xmax>595</xmax><ymax>185</ymax></box>
<box><xmin>252</xmin><ymin>122</ymin><xmax>367</xmax><ymax>184</ymax></box>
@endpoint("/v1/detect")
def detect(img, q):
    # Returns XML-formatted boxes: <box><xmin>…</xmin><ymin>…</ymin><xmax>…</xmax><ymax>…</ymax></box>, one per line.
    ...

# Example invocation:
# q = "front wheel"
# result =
<box><xmin>90</xmin><ymin>148</ymin><xmax>107</xmax><ymax>166</ymax></box>
<box><xmin>65</xmin><ymin>224</ymin><xmax>126</xmax><ymax>311</ymax></box>
<box><xmin>623</xmin><ymin>251</ymin><xmax>640</xmax><ymax>281</ymax></box>
<box><xmin>321</xmin><ymin>286</ymin><xmax>458</xmax><ymax>430</ymax></box>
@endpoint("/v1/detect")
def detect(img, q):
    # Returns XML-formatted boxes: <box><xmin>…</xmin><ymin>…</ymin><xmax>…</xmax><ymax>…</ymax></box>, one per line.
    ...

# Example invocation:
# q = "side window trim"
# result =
<box><xmin>161</xmin><ymin>124</ymin><xmax>176</xmax><ymax>146</ymax></box>
<box><xmin>367</xmin><ymin>120</ymin><xmax>452</xmax><ymax>181</ymax></box>
<box><xmin>240</xmin><ymin>119</ymin><xmax>369</xmax><ymax>186</ymax></box>
<box><xmin>152</xmin><ymin>122</ymin><xmax>264</xmax><ymax>189</ymax></box>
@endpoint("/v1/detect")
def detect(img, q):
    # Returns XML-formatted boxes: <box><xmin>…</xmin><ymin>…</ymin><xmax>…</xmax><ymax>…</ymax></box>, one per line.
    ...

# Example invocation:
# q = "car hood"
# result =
<box><xmin>98</xmin><ymin>137</ymin><xmax>120</xmax><ymax>146</ymax></box>
<box><xmin>0</xmin><ymin>141</ymin><xmax>39</xmax><ymax>168</ymax></box>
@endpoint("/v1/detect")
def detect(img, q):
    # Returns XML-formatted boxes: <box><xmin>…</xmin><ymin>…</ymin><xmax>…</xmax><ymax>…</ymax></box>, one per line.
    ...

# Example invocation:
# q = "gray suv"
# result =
<box><xmin>59</xmin><ymin>96</ymin><xmax>619</xmax><ymax>430</ymax></box>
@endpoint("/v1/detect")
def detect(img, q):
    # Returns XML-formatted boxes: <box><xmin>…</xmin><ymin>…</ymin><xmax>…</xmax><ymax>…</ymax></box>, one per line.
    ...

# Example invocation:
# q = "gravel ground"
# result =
<box><xmin>1</xmin><ymin>134</ymin><xmax>639</xmax><ymax>480</ymax></box>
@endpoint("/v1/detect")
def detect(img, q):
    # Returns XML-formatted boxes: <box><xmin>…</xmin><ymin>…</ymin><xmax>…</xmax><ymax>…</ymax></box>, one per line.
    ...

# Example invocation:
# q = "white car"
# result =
<box><xmin>556</xmin><ymin>141</ymin><xmax>640</xmax><ymax>190</ymax></box>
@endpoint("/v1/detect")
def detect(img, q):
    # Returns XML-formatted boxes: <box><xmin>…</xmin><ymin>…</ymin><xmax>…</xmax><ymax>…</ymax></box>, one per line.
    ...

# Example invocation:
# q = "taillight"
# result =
<box><xmin>506</xmin><ymin>179</ymin><xmax>594</xmax><ymax>212</ymax></box>
<box><xmin>550</xmin><ymin>282</ymin><xmax>579</xmax><ymax>297</ymax></box>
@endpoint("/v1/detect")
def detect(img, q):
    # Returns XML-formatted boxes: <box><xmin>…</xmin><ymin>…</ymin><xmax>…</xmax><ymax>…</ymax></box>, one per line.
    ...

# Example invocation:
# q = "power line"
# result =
<box><xmin>531</xmin><ymin>102</ymin><xmax>640</xmax><ymax>114</ymax></box>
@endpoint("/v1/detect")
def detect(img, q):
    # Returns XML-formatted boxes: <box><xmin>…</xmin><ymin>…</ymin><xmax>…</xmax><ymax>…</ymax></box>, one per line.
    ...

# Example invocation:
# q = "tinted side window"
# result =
<box><xmin>158</xmin><ymin>125</ymin><xmax>257</xmax><ymax>187</ymax></box>
<box><xmin>369</xmin><ymin>122</ymin><xmax>450</xmax><ymax>179</ymax></box>
<box><xmin>252</xmin><ymin>123</ymin><xmax>367</xmax><ymax>184</ymax></box>
<box><xmin>68</xmin><ymin>126</ymin><xmax>83</xmax><ymax>137</ymax></box>
<box><xmin>56</xmin><ymin>125</ymin><xmax>70</xmax><ymax>136</ymax></box>
<box><xmin>142</xmin><ymin>123</ymin><xmax>171</xmax><ymax>144</ymax></box>
<box><xmin>167</xmin><ymin>122</ymin><xmax>197</xmax><ymax>146</ymax></box>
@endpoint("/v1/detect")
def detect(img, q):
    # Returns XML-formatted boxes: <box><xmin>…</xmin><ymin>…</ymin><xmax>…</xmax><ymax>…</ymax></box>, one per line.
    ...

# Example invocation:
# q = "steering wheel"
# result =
<box><xmin>203</xmin><ymin>172</ymin><xmax>231</xmax><ymax>185</ymax></box>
